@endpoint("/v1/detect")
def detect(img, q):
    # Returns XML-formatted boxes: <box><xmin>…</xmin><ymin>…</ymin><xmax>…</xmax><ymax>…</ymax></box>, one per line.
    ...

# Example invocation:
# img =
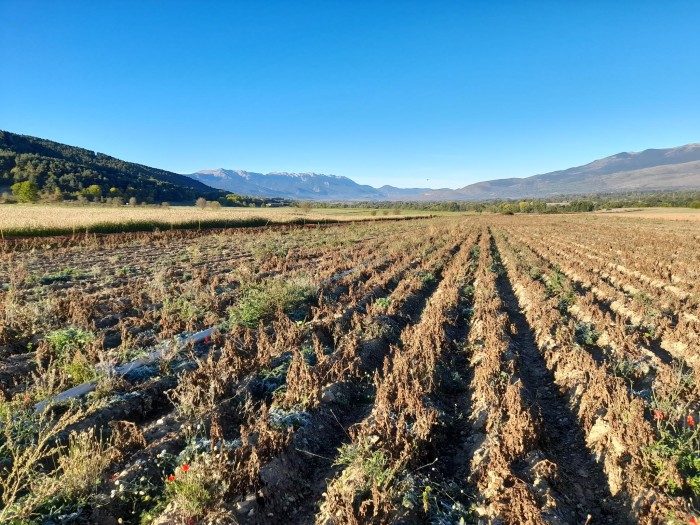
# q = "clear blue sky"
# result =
<box><xmin>2</xmin><ymin>1</ymin><xmax>699</xmax><ymax>189</ymax></box>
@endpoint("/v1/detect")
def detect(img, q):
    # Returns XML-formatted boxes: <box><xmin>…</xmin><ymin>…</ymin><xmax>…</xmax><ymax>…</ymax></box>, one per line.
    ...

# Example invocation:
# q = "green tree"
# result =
<box><xmin>10</xmin><ymin>181</ymin><xmax>39</xmax><ymax>202</ymax></box>
<box><xmin>519</xmin><ymin>201</ymin><xmax>532</xmax><ymax>213</ymax></box>
<box><xmin>83</xmin><ymin>184</ymin><xmax>102</xmax><ymax>200</ymax></box>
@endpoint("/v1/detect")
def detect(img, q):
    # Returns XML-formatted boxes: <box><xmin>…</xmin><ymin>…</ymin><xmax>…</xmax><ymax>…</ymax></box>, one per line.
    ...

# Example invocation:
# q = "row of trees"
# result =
<box><xmin>311</xmin><ymin>191</ymin><xmax>700</xmax><ymax>214</ymax></box>
<box><xmin>7</xmin><ymin>179</ymin><xmax>700</xmax><ymax>213</ymax></box>
<box><xmin>4</xmin><ymin>180</ymin><xmax>292</xmax><ymax>210</ymax></box>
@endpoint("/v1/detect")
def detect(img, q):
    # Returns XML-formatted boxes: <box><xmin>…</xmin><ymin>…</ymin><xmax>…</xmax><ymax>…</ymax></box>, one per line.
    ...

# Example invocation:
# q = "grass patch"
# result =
<box><xmin>45</xmin><ymin>327</ymin><xmax>95</xmax><ymax>356</ymax></box>
<box><xmin>44</xmin><ymin>327</ymin><xmax>99</xmax><ymax>386</ymax></box>
<box><xmin>228</xmin><ymin>278</ymin><xmax>318</xmax><ymax>327</ymax></box>
<box><xmin>38</xmin><ymin>267</ymin><xmax>89</xmax><ymax>285</ymax></box>
<box><xmin>163</xmin><ymin>465</ymin><xmax>215</xmax><ymax>518</ymax></box>
<box><xmin>335</xmin><ymin>441</ymin><xmax>394</xmax><ymax>494</ymax></box>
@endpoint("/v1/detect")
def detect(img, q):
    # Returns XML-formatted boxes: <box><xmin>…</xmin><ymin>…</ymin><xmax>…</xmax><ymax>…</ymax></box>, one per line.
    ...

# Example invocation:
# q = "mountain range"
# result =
<box><xmin>2</xmin><ymin>129</ymin><xmax>700</xmax><ymax>202</ymax></box>
<box><xmin>189</xmin><ymin>143</ymin><xmax>700</xmax><ymax>201</ymax></box>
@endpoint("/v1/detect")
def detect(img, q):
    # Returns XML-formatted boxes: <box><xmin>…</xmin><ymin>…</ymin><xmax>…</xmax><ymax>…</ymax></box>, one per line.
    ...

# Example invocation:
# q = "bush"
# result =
<box><xmin>11</xmin><ymin>181</ymin><xmax>39</xmax><ymax>202</ymax></box>
<box><xmin>297</xmin><ymin>201</ymin><xmax>313</xmax><ymax>213</ymax></box>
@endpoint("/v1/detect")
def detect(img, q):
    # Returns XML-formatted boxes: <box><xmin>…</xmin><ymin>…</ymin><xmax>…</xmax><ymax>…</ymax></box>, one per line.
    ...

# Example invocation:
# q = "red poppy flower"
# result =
<box><xmin>188</xmin><ymin>519</ymin><xmax>195</xmax><ymax>525</ymax></box>
<box><xmin>687</xmin><ymin>415</ymin><xmax>696</xmax><ymax>427</ymax></box>
<box><xmin>181</xmin><ymin>464</ymin><xmax>190</xmax><ymax>472</ymax></box>
<box><xmin>167</xmin><ymin>474</ymin><xmax>175</xmax><ymax>482</ymax></box>
<box><xmin>653</xmin><ymin>409</ymin><xmax>665</xmax><ymax>420</ymax></box>
<box><xmin>689</xmin><ymin>517</ymin><xmax>698</xmax><ymax>525</ymax></box>
<box><xmin>204</xmin><ymin>337</ymin><xmax>210</xmax><ymax>343</ymax></box>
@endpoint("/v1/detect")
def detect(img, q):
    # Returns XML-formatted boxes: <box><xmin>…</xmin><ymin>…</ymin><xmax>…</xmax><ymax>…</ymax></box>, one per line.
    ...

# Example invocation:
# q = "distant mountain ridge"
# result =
<box><xmin>3</xmin><ymin>129</ymin><xmax>700</xmax><ymax>202</ymax></box>
<box><xmin>442</xmin><ymin>143</ymin><xmax>700</xmax><ymax>200</ymax></box>
<box><xmin>190</xmin><ymin>143</ymin><xmax>700</xmax><ymax>201</ymax></box>
<box><xmin>189</xmin><ymin>169</ymin><xmax>385</xmax><ymax>200</ymax></box>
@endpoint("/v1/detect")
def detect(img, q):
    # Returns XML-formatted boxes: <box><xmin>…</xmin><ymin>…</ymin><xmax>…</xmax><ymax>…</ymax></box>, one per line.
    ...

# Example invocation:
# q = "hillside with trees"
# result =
<box><xmin>0</xmin><ymin>130</ymin><xmax>226</xmax><ymax>204</ymax></box>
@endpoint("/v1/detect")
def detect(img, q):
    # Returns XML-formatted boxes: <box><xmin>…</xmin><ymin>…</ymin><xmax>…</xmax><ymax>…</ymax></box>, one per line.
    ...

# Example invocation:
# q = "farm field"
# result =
<box><xmin>0</xmin><ymin>204</ymin><xmax>432</xmax><ymax>238</ymax></box>
<box><xmin>593</xmin><ymin>207</ymin><xmax>700</xmax><ymax>221</ymax></box>
<box><xmin>0</xmin><ymin>215</ymin><xmax>699</xmax><ymax>524</ymax></box>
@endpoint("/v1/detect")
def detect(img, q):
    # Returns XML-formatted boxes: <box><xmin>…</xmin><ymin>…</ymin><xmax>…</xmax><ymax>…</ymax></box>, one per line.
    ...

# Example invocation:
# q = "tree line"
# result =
<box><xmin>308</xmin><ymin>190</ymin><xmax>700</xmax><ymax>214</ymax></box>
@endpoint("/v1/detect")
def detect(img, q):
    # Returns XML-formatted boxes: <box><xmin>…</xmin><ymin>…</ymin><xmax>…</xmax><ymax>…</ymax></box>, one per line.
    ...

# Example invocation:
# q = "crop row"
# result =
<box><xmin>494</xmin><ymin>228</ymin><xmax>695</xmax><ymax>523</ymax></box>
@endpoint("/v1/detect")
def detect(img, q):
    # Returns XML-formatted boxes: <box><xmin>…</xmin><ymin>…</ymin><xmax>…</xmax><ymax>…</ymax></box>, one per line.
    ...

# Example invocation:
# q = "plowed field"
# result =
<box><xmin>1</xmin><ymin>215</ymin><xmax>698</xmax><ymax>524</ymax></box>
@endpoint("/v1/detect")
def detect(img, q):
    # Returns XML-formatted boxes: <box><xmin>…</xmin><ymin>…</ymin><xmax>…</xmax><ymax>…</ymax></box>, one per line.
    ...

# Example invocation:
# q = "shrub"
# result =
<box><xmin>298</xmin><ymin>201</ymin><xmax>313</xmax><ymax>214</ymax></box>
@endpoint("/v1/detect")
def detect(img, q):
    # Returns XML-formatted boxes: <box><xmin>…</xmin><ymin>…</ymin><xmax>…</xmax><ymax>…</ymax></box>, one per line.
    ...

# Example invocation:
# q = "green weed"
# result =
<box><xmin>228</xmin><ymin>278</ymin><xmax>317</xmax><ymax>327</ymax></box>
<box><xmin>45</xmin><ymin>327</ymin><xmax>95</xmax><ymax>357</ymax></box>
<box><xmin>373</xmin><ymin>297</ymin><xmax>392</xmax><ymax>311</ymax></box>
<box><xmin>335</xmin><ymin>441</ymin><xmax>394</xmax><ymax>493</ymax></box>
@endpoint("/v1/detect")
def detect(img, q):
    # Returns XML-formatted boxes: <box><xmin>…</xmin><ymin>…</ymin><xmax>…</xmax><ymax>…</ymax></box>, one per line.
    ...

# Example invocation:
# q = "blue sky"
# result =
<box><xmin>1</xmin><ymin>1</ymin><xmax>699</xmax><ymax>189</ymax></box>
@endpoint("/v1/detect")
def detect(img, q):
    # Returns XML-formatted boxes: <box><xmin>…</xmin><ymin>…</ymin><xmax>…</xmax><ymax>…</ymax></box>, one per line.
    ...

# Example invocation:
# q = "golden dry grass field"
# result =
<box><xmin>0</xmin><ymin>204</ymin><xmax>433</xmax><ymax>237</ymax></box>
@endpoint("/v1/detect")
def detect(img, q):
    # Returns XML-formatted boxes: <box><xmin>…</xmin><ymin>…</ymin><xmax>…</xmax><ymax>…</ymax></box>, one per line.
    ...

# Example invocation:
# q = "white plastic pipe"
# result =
<box><xmin>34</xmin><ymin>326</ymin><xmax>217</xmax><ymax>413</ymax></box>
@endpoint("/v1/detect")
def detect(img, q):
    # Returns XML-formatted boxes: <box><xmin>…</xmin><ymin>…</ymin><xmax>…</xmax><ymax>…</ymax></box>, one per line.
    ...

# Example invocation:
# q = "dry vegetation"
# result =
<box><xmin>0</xmin><ymin>214</ymin><xmax>699</xmax><ymax>524</ymax></box>
<box><xmin>0</xmin><ymin>204</ymin><xmax>428</xmax><ymax>237</ymax></box>
<box><xmin>594</xmin><ymin>207</ymin><xmax>700</xmax><ymax>221</ymax></box>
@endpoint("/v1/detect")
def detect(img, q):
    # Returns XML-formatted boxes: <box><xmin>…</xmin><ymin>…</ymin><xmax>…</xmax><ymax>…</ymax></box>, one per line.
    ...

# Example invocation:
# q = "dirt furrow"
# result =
<box><xmin>494</xmin><ymin>229</ymin><xmax>690</xmax><ymax>524</ymax></box>
<box><xmin>495</xmin><ymin>246</ymin><xmax>632</xmax><ymax>523</ymax></box>
<box><xmin>235</xmin><ymin>233</ymin><xmax>476</xmax><ymax>525</ymax></box>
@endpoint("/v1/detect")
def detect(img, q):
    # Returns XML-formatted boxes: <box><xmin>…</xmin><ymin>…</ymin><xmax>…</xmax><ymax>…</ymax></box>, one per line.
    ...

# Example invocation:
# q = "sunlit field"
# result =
<box><xmin>0</xmin><ymin>204</ymin><xmax>432</xmax><ymax>237</ymax></box>
<box><xmin>594</xmin><ymin>206</ymin><xmax>700</xmax><ymax>221</ymax></box>
<box><xmin>1</xmin><ymin>214</ymin><xmax>699</xmax><ymax>523</ymax></box>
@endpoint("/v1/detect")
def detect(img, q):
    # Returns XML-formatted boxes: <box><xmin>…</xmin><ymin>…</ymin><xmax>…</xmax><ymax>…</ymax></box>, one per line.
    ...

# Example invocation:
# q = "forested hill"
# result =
<box><xmin>0</xmin><ymin>130</ymin><xmax>224</xmax><ymax>203</ymax></box>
